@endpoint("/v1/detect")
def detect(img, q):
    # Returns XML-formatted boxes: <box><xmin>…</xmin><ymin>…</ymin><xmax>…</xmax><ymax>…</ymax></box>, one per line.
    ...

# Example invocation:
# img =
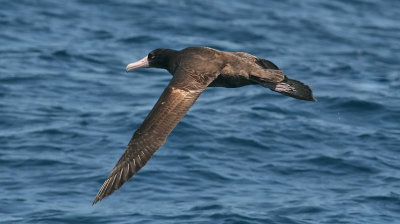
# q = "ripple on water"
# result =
<box><xmin>1</xmin><ymin>0</ymin><xmax>400</xmax><ymax>223</ymax></box>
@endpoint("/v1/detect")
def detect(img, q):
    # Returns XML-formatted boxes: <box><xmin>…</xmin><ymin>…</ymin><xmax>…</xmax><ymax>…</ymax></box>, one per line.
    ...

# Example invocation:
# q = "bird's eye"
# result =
<box><xmin>148</xmin><ymin>53</ymin><xmax>156</xmax><ymax>60</ymax></box>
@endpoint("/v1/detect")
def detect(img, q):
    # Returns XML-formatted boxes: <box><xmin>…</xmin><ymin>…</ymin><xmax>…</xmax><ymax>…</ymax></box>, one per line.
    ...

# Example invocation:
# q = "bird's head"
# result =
<box><xmin>126</xmin><ymin>48</ymin><xmax>174</xmax><ymax>72</ymax></box>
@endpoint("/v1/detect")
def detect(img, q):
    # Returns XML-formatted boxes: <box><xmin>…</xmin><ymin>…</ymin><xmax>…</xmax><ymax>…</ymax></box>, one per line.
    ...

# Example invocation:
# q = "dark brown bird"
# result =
<box><xmin>93</xmin><ymin>46</ymin><xmax>316</xmax><ymax>204</ymax></box>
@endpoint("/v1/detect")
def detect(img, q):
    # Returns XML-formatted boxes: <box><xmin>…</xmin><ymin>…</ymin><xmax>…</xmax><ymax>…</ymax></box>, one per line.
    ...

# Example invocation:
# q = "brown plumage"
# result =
<box><xmin>93</xmin><ymin>46</ymin><xmax>316</xmax><ymax>205</ymax></box>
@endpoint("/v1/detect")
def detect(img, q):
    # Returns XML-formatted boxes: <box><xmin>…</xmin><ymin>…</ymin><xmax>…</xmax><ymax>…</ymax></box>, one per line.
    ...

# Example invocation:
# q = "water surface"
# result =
<box><xmin>1</xmin><ymin>0</ymin><xmax>399</xmax><ymax>223</ymax></box>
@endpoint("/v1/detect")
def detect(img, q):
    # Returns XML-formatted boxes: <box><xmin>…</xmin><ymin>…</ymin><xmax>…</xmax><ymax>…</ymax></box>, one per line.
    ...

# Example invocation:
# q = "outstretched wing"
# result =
<box><xmin>93</xmin><ymin>69</ymin><xmax>218</xmax><ymax>204</ymax></box>
<box><xmin>231</xmin><ymin>52</ymin><xmax>280</xmax><ymax>70</ymax></box>
<box><xmin>219</xmin><ymin>52</ymin><xmax>285</xmax><ymax>84</ymax></box>
<box><xmin>230</xmin><ymin>53</ymin><xmax>316</xmax><ymax>101</ymax></box>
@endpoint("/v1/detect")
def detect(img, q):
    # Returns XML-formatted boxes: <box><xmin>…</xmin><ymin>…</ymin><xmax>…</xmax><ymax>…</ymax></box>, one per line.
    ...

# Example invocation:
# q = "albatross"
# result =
<box><xmin>93</xmin><ymin>46</ymin><xmax>316</xmax><ymax>204</ymax></box>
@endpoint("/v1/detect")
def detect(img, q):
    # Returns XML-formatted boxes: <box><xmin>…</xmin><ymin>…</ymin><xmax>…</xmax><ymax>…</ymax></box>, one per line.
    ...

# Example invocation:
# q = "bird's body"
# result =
<box><xmin>93</xmin><ymin>46</ymin><xmax>316</xmax><ymax>204</ymax></box>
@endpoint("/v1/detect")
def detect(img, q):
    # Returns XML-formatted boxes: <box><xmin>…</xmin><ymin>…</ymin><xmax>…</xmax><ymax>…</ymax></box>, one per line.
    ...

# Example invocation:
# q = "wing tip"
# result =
<box><xmin>92</xmin><ymin>194</ymin><xmax>105</xmax><ymax>205</ymax></box>
<box><xmin>92</xmin><ymin>189</ymin><xmax>106</xmax><ymax>205</ymax></box>
<box><xmin>92</xmin><ymin>164</ymin><xmax>132</xmax><ymax>205</ymax></box>
<box><xmin>92</xmin><ymin>198</ymin><xmax>100</xmax><ymax>205</ymax></box>
<box><xmin>92</xmin><ymin>176</ymin><xmax>113</xmax><ymax>205</ymax></box>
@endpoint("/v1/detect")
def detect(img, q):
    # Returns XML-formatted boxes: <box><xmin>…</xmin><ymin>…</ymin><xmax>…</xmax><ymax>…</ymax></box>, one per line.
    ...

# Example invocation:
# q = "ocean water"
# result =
<box><xmin>1</xmin><ymin>0</ymin><xmax>399</xmax><ymax>223</ymax></box>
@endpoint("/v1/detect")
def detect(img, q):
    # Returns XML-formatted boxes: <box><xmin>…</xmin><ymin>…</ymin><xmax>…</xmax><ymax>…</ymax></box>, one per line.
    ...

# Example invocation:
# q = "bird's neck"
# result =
<box><xmin>162</xmin><ymin>49</ymin><xmax>179</xmax><ymax>74</ymax></box>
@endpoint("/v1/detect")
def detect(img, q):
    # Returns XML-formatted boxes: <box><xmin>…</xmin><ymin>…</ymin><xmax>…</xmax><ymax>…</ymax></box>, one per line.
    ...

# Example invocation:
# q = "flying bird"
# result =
<box><xmin>93</xmin><ymin>46</ymin><xmax>316</xmax><ymax>204</ymax></box>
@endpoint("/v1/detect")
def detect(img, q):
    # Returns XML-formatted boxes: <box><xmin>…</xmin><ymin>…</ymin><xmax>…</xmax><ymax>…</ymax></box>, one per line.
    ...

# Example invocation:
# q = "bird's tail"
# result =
<box><xmin>272</xmin><ymin>77</ymin><xmax>317</xmax><ymax>101</ymax></box>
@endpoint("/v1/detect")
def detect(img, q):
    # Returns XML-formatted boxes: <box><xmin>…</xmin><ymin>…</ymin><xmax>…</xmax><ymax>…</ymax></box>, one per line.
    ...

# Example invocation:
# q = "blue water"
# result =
<box><xmin>1</xmin><ymin>0</ymin><xmax>399</xmax><ymax>223</ymax></box>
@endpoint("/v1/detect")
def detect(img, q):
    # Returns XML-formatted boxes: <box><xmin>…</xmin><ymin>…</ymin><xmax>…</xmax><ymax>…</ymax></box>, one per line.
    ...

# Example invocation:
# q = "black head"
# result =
<box><xmin>147</xmin><ymin>48</ymin><xmax>172</xmax><ymax>69</ymax></box>
<box><xmin>126</xmin><ymin>48</ymin><xmax>177</xmax><ymax>72</ymax></box>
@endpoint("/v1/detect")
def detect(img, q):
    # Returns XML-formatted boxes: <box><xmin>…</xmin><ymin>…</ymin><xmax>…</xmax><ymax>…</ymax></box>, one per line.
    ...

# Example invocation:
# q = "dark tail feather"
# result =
<box><xmin>273</xmin><ymin>78</ymin><xmax>317</xmax><ymax>101</ymax></box>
